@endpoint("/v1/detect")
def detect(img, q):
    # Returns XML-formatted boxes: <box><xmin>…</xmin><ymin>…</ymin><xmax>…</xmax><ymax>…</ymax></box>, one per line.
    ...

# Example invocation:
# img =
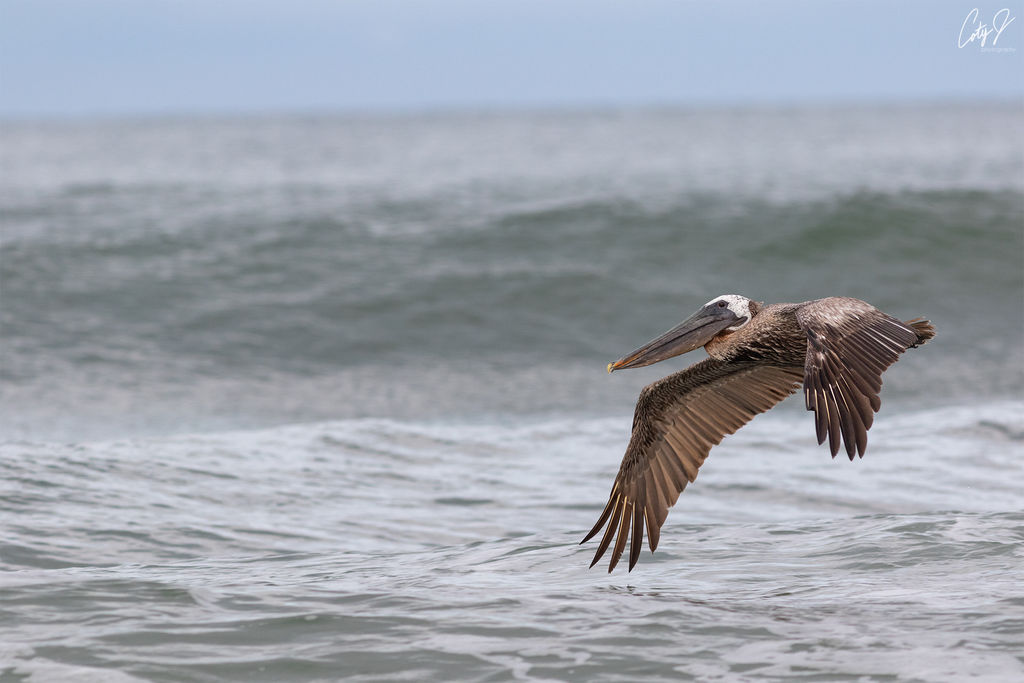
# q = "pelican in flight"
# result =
<box><xmin>582</xmin><ymin>295</ymin><xmax>935</xmax><ymax>572</ymax></box>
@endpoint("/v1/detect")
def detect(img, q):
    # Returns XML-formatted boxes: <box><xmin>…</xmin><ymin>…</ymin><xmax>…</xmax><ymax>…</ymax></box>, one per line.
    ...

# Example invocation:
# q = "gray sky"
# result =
<box><xmin>1</xmin><ymin>0</ymin><xmax>1021</xmax><ymax>117</ymax></box>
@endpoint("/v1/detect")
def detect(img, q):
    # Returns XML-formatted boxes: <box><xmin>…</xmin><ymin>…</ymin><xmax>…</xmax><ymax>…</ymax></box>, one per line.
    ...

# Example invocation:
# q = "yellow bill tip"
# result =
<box><xmin>606</xmin><ymin>362</ymin><xmax>615</xmax><ymax>374</ymax></box>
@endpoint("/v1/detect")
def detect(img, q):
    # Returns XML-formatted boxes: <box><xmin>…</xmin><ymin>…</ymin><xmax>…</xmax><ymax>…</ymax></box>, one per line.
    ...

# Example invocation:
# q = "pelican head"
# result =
<box><xmin>607</xmin><ymin>294</ymin><xmax>757</xmax><ymax>372</ymax></box>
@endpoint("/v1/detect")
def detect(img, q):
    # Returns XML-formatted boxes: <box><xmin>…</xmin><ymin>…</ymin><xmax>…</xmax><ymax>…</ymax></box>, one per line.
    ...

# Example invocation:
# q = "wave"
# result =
<box><xmin>1</xmin><ymin>108</ymin><xmax>1021</xmax><ymax>440</ymax></box>
<box><xmin>3</xmin><ymin>187</ymin><xmax>1020</xmax><ymax>365</ymax></box>
<box><xmin>3</xmin><ymin>402</ymin><xmax>1021</xmax><ymax>681</ymax></box>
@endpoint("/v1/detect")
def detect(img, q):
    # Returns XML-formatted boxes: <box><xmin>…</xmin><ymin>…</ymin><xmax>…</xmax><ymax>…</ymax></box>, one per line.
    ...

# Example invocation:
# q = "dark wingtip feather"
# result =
<box><xmin>629</xmin><ymin>501</ymin><xmax>644</xmax><ymax>571</ymax></box>
<box><xmin>810</xmin><ymin>389</ymin><xmax>828</xmax><ymax>445</ymax></box>
<box><xmin>905</xmin><ymin>318</ymin><xmax>935</xmax><ymax>344</ymax></box>
<box><xmin>581</xmin><ymin>486</ymin><xmax>618</xmax><ymax>544</ymax></box>
<box><xmin>842</xmin><ymin>424</ymin><xmax>857</xmax><ymax>460</ymax></box>
<box><xmin>826</xmin><ymin>399</ymin><xmax>841</xmax><ymax>457</ymax></box>
<box><xmin>607</xmin><ymin>501</ymin><xmax>632</xmax><ymax>573</ymax></box>
<box><xmin>589</xmin><ymin>495</ymin><xmax>623</xmax><ymax>569</ymax></box>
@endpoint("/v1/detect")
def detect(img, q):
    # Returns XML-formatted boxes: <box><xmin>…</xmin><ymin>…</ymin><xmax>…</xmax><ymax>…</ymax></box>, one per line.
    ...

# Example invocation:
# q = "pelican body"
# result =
<box><xmin>583</xmin><ymin>295</ymin><xmax>935</xmax><ymax>572</ymax></box>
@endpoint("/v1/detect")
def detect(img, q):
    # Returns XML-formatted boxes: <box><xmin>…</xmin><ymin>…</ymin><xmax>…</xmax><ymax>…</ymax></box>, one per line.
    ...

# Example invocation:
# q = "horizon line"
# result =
<box><xmin>2</xmin><ymin>93</ymin><xmax>1021</xmax><ymax>124</ymax></box>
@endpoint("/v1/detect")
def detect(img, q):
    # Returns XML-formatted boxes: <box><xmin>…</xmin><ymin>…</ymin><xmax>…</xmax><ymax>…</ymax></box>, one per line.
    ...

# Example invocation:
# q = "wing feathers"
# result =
<box><xmin>660</xmin><ymin>445</ymin><xmax>689</xmax><ymax>489</ymax></box>
<box><xmin>797</xmin><ymin>298</ymin><xmax>934</xmax><ymax>460</ymax></box>
<box><xmin>825</xmin><ymin>386</ymin><xmax>842</xmax><ymax>456</ymax></box>
<box><xmin>642</xmin><ymin>469</ymin><xmax>663</xmax><ymax>551</ymax></box>
<box><xmin>581</xmin><ymin>484</ymin><xmax>617</xmax><ymax>544</ymax></box>
<box><xmin>583</xmin><ymin>360</ymin><xmax>803</xmax><ymax>572</ymax></box>
<box><xmin>590</xmin><ymin>494</ymin><xmax>624</xmax><ymax>568</ymax></box>
<box><xmin>609</xmin><ymin>500</ymin><xmax>632</xmax><ymax>572</ymax></box>
<box><xmin>630</xmin><ymin>492</ymin><xmax>645</xmax><ymax>569</ymax></box>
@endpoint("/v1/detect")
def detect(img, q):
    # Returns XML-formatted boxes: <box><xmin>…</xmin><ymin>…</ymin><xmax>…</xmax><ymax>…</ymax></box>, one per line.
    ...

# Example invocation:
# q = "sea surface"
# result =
<box><xmin>1</xmin><ymin>103</ymin><xmax>1023</xmax><ymax>681</ymax></box>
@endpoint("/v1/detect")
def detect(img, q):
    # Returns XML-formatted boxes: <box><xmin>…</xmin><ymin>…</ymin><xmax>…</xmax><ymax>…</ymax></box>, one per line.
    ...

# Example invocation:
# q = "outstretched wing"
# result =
<box><xmin>582</xmin><ymin>359</ymin><xmax>803</xmax><ymax>572</ymax></box>
<box><xmin>796</xmin><ymin>297</ymin><xmax>935</xmax><ymax>460</ymax></box>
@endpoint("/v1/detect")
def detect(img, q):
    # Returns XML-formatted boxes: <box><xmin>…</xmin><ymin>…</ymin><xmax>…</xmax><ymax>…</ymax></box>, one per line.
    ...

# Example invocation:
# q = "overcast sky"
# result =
<box><xmin>1</xmin><ymin>0</ymin><xmax>1021</xmax><ymax>117</ymax></box>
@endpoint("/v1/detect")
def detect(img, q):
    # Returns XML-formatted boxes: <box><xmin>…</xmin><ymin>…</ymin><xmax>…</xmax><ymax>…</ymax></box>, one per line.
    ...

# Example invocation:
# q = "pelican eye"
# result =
<box><xmin>717</xmin><ymin>301</ymin><xmax>727</xmax><ymax>308</ymax></box>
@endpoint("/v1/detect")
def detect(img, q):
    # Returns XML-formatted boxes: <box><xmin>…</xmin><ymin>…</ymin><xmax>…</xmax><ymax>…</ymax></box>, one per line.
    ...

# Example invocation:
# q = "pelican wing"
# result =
<box><xmin>582</xmin><ymin>359</ymin><xmax>803</xmax><ymax>572</ymax></box>
<box><xmin>796</xmin><ymin>297</ymin><xmax>935</xmax><ymax>460</ymax></box>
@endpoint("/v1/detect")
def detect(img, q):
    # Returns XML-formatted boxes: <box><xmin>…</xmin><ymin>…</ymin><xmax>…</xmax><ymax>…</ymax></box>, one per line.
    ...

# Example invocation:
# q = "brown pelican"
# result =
<box><xmin>582</xmin><ymin>295</ymin><xmax>935</xmax><ymax>572</ymax></box>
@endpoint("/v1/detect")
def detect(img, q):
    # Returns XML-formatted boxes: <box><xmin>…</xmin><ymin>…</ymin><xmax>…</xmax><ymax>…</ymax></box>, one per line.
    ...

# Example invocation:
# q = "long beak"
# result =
<box><xmin>607</xmin><ymin>309</ymin><xmax>737</xmax><ymax>372</ymax></box>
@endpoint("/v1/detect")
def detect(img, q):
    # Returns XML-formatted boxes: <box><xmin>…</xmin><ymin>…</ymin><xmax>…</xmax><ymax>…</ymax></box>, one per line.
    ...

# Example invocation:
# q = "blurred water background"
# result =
<box><xmin>1</xmin><ymin>102</ymin><xmax>1022</xmax><ymax>681</ymax></box>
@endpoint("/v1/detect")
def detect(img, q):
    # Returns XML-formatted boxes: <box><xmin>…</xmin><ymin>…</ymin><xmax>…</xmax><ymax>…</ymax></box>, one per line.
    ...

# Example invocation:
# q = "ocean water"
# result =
<box><xmin>1</xmin><ymin>103</ymin><xmax>1023</xmax><ymax>681</ymax></box>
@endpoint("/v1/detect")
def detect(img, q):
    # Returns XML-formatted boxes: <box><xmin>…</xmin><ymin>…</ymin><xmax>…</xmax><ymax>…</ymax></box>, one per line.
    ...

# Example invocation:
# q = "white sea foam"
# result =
<box><xmin>1</xmin><ymin>402</ymin><xmax>1021</xmax><ymax>680</ymax></box>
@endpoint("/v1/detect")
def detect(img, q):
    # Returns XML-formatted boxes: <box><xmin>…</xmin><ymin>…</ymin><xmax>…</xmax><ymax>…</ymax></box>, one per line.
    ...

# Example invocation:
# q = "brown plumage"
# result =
<box><xmin>583</xmin><ymin>295</ymin><xmax>935</xmax><ymax>573</ymax></box>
